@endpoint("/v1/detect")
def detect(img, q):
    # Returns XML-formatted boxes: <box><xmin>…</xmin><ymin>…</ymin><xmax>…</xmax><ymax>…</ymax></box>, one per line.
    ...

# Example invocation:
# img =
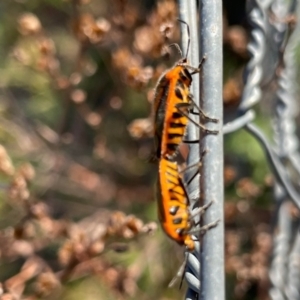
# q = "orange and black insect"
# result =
<box><xmin>156</xmin><ymin>157</ymin><xmax>219</xmax><ymax>287</ymax></box>
<box><xmin>153</xmin><ymin>19</ymin><xmax>218</xmax><ymax>160</ymax></box>
<box><xmin>156</xmin><ymin>157</ymin><xmax>218</xmax><ymax>251</ymax></box>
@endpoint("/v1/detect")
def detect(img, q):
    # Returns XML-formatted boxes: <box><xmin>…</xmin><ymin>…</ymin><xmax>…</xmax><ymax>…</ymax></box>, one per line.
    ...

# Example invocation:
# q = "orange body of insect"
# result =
<box><xmin>153</xmin><ymin>20</ymin><xmax>218</xmax><ymax>160</ymax></box>
<box><xmin>153</xmin><ymin>58</ymin><xmax>195</xmax><ymax>160</ymax></box>
<box><xmin>154</xmin><ymin>19</ymin><xmax>219</xmax><ymax>254</ymax></box>
<box><xmin>156</xmin><ymin>157</ymin><xmax>195</xmax><ymax>251</ymax></box>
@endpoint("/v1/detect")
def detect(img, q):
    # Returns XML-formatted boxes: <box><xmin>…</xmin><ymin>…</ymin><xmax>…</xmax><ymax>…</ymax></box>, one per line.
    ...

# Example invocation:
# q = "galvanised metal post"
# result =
<box><xmin>199</xmin><ymin>0</ymin><xmax>224</xmax><ymax>299</ymax></box>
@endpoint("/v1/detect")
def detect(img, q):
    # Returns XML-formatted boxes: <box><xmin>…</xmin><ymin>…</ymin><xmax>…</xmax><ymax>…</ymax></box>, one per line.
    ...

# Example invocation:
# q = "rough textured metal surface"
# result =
<box><xmin>269</xmin><ymin>199</ymin><xmax>293</xmax><ymax>300</ymax></box>
<box><xmin>223</xmin><ymin>110</ymin><xmax>256</xmax><ymax>134</ymax></box>
<box><xmin>270</xmin><ymin>0</ymin><xmax>300</xmax><ymax>299</ymax></box>
<box><xmin>245</xmin><ymin>123</ymin><xmax>300</xmax><ymax>209</ymax></box>
<box><xmin>199</xmin><ymin>0</ymin><xmax>224</xmax><ymax>299</ymax></box>
<box><xmin>239</xmin><ymin>0</ymin><xmax>267</xmax><ymax>112</ymax></box>
<box><xmin>285</xmin><ymin>230</ymin><xmax>300</xmax><ymax>299</ymax></box>
<box><xmin>272</xmin><ymin>0</ymin><xmax>299</xmax><ymax>158</ymax></box>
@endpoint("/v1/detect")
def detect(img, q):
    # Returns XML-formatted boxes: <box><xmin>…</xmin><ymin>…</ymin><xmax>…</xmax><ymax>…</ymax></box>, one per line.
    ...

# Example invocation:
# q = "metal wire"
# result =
<box><xmin>239</xmin><ymin>0</ymin><xmax>267</xmax><ymax>113</ymax></box>
<box><xmin>178</xmin><ymin>1</ymin><xmax>202</xmax><ymax>299</ymax></box>
<box><xmin>269</xmin><ymin>198</ymin><xmax>293</xmax><ymax>300</ymax></box>
<box><xmin>223</xmin><ymin>110</ymin><xmax>256</xmax><ymax>134</ymax></box>
<box><xmin>223</xmin><ymin>1</ymin><xmax>300</xmax><ymax>298</ymax></box>
<box><xmin>284</xmin><ymin>9</ymin><xmax>300</xmax><ymax>298</ymax></box>
<box><xmin>270</xmin><ymin>1</ymin><xmax>300</xmax><ymax>299</ymax></box>
<box><xmin>285</xmin><ymin>226</ymin><xmax>300</xmax><ymax>299</ymax></box>
<box><xmin>244</xmin><ymin>123</ymin><xmax>300</xmax><ymax>209</ymax></box>
<box><xmin>240</xmin><ymin>0</ymin><xmax>300</xmax><ymax>208</ymax></box>
<box><xmin>272</xmin><ymin>0</ymin><xmax>299</xmax><ymax>159</ymax></box>
<box><xmin>269</xmin><ymin>1</ymin><xmax>296</xmax><ymax>299</ymax></box>
<box><xmin>234</xmin><ymin>0</ymin><xmax>300</xmax><ymax>298</ymax></box>
<box><xmin>275</xmin><ymin>0</ymin><xmax>300</xmax><ymax>177</ymax></box>
<box><xmin>185</xmin><ymin>247</ymin><xmax>202</xmax><ymax>296</ymax></box>
<box><xmin>285</xmin><ymin>5</ymin><xmax>300</xmax><ymax>178</ymax></box>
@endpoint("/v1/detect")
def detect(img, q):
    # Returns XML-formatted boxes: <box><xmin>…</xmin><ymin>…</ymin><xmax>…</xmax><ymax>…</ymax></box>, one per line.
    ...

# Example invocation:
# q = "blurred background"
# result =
<box><xmin>0</xmin><ymin>0</ymin><xmax>286</xmax><ymax>299</ymax></box>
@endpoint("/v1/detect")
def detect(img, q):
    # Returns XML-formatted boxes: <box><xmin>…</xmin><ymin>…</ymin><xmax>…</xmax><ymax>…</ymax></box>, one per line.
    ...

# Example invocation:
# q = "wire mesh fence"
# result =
<box><xmin>177</xmin><ymin>0</ymin><xmax>300</xmax><ymax>299</ymax></box>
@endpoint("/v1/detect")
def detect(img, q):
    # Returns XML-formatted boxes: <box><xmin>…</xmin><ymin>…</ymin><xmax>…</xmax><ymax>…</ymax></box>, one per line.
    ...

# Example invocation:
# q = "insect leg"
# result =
<box><xmin>190</xmin><ymin>200</ymin><xmax>214</xmax><ymax>219</ymax></box>
<box><xmin>180</xmin><ymin>150</ymin><xmax>208</xmax><ymax>185</ymax></box>
<box><xmin>188</xmin><ymin>55</ymin><xmax>206</xmax><ymax>75</ymax></box>
<box><xmin>188</xmin><ymin>219</ymin><xmax>220</xmax><ymax>235</ymax></box>
<box><xmin>181</xmin><ymin>139</ymin><xmax>199</xmax><ymax>143</ymax></box>
<box><xmin>179</xmin><ymin>150</ymin><xmax>207</xmax><ymax>174</ymax></box>
<box><xmin>188</xmin><ymin>94</ymin><xmax>219</xmax><ymax>123</ymax></box>
<box><xmin>176</xmin><ymin>103</ymin><xmax>219</xmax><ymax>134</ymax></box>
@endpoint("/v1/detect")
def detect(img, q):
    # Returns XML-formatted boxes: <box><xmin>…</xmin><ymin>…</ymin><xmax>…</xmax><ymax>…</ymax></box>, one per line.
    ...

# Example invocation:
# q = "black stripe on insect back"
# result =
<box><xmin>179</xmin><ymin>72</ymin><xmax>188</xmax><ymax>81</ymax></box>
<box><xmin>173</xmin><ymin>217</ymin><xmax>183</xmax><ymax>225</ymax></box>
<box><xmin>176</xmin><ymin>79</ymin><xmax>185</xmax><ymax>90</ymax></box>
<box><xmin>172</xmin><ymin>112</ymin><xmax>182</xmax><ymax>119</ymax></box>
<box><xmin>167</xmin><ymin>162</ymin><xmax>178</xmax><ymax>172</ymax></box>
<box><xmin>167</xmin><ymin>143</ymin><xmax>178</xmax><ymax>151</ymax></box>
<box><xmin>171</xmin><ymin>192</ymin><xmax>185</xmax><ymax>199</ymax></box>
<box><xmin>175</xmin><ymin>87</ymin><xmax>184</xmax><ymax>101</ymax></box>
<box><xmin>170</xmin><ymin>196</ymin><xmax>180</xmax><ymax>202</ymax></box>
<box><xmin>182</xmin><ymin>68</ymin><xmax>192</xmax><ymax>81</ymax></box>
<box><xmin>170</xmin><ymin>187</ymin><xmax>185</xmax><ymax>197</ymax></box>
<box><xmin>168</xmin><ymin>133</ymin><xmax>183</xmax><ymax>140</ymax></box>
<box><xmin>167</xmin><ymin>178</ymin><xmax>178</xmax><ymax>186</ymax></box>
<box><xmin>170</xmin><ymin>122</ymin><xmax>186</xmax><ymax>128</ymax></box>
<box><xmin>179</xmin><ymin>68</ymin><xmax>192</xmax><ymax>82</ymax></box>
<box><xmin>166</xmin><ymin>170</ymin><xmax>177</xmax><ymax>179</ymax></box>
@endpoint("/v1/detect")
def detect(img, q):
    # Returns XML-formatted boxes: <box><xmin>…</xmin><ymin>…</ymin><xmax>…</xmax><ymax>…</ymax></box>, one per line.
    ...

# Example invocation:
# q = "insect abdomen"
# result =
<box><xmin>157</xmin><ymin>158</ymin><xmax>193</xmax><ymax>249</ymax></box>
<box><xmin>162</xmin><ymin>68</ymin><xmax>191</xmax><ymax>158</ymax></box>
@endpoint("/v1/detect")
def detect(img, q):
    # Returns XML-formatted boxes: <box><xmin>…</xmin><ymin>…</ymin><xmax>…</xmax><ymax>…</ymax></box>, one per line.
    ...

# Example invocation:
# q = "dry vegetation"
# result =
<box><xmin>0</xmin><ymin>0</ymin><xmax>290</xmax><ymax>299</ymax></box>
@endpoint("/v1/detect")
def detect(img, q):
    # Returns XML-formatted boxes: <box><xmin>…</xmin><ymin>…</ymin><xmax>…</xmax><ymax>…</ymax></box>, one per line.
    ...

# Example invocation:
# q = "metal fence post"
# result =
<box><xmin>199</xmin><ymin>0</ymin><xmax>224</xmax><ymax>299</ymax></box>
<box><xmin>177</xmin><ymin>1</ymin><xmax>224</xmax><ymax>298</ymax></box>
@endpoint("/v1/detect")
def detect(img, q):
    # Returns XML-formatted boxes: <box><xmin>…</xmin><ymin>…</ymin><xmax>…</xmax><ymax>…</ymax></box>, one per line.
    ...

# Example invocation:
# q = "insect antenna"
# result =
<box><xmin>177</xmin><ymin>19</ymin><xmax>191</xmax><ymax>60</ymax></box>
<box><xmin>168</xmin><ymin>19</ymin><xmax>191</xmax><ymax>60</ymax></box>
<box><xmin>168</xmin><ymin>43</ymin><xmax>183</xmax><ymax>57</ymax></box>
